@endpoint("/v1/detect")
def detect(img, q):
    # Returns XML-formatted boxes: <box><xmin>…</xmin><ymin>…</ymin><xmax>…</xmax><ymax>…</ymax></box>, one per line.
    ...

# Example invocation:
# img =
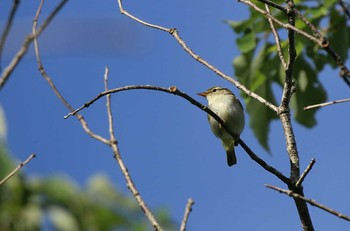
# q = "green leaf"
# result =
<box><xmin>291</xmin><ymin>57</ymin><xmax>327</xmax><ymax>127</ymax></box>
<box><xmin>323</xmin><ymin>0</ymin><xmax>338</xmax><ymax>8</ymax></box>
<box><xmin>246</xmin><ymin>78</ymin><xmax>277</xmax><ymax>151</ymax></box>
<box><xmin>229</xmin><ymin>0</ymin><xmax>337</xmax><ymax>150</ymax></box>
<box><xmin>328</xmin><ymin>8</ymin><xmax>349</xmax><ymax>62</ymax></box>
<box><xmin>236</xmin><ymin>28</ymin><xmax>256</xmax><ymax>53</ymax></box>
<box><xmin>227</xmin><ymin>20</ymin><xmax>249</xmax><ymax>34</ymax></box>
<box><xmin>234</xmin><ymin>46</ymin><xmax>278</xmax><ymax>151</ymax></box>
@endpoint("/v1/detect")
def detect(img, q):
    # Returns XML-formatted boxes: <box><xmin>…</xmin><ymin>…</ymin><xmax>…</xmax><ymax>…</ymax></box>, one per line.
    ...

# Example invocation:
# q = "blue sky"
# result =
<box><xmin>1</xmin><ymin>0</ymin><xmax>350</xmax><ymax>230</ymax></box>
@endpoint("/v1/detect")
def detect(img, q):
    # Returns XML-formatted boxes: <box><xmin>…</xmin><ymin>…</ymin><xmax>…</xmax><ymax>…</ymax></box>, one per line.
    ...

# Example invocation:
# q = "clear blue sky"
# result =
<box><xmin>1</xmin><ymin>0</ymin><xmax>350</xmax><ymax>230</ymax></box>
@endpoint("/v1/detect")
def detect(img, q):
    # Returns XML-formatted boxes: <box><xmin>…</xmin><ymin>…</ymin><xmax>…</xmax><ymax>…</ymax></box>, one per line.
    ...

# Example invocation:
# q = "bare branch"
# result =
<box><xmin>0</xmin><ymin>153</ymin><xmax>36</xmax><ymax>185</ymax></box>
<box><xmin>279</xmin><ymin>1</ymin><xmax>299</xmax><ymax>181</ymax></box>
<box><xmin>116</xmin><ymin>0</ymin><xmax>278</xmax><ymax>113</ymax></box>
<box><xmin>304</xmin><ymin>98</ymin><xmax>350</xmax><ymax>110</ymax></box>
<box><xmin>32</xmin><ymin>0</ymin><xmax>109</xmax><ymax>145</ymax></box>
<box><xmin>33</xmin><ymin>5</ymin><xmax>163</xmax><ymax>227</ymax></box>
<box><xmin>264</xmin><ymin>4</ymin><xmax>287</xmax><ymax>69</ymax></box>
<box><xmin>296</xmin><ymin>158</ymin><xmax>316</xmax><ymax>188</ymax></box>
<box><xmin>117</xmin><ymin>0</ymin><xmax>169</xmax><ymax>32</ymax></box>
<box><xmin>180</xmin><ymin>198</ymin><xmax>195</xmax><ymax>231</ymax></box>
<box><xmin>104</xmin><ymin>67</ymin><xmax>114</xmax><ymax>141</ymax></box>
<box><xmin>263</xmin><ymin>0</ymin><xmax>314</xmax><ymax>229</ymax></box>
<box><xmin>0</xmin><ymin>0</ymin><xmax>68</xmax><ymax>90</ymax></box>
<box><xmin>239</xmin><ymin>139</ymin><xmax>290</xmax><ymax>185</ymax></box>
<box><xmin>103</xmin><ymin>73</ymin><xmax>164</xmax><ymax>230</ymax></box>
<box><xmin>64</xmin><ymin>85</ymin><xmax>177</xmax><ymax>118</ymax></box>
<box><xmin>258</xmin><ymin>0</ymin><xmax>286</xmax><ymax>12</ymax></box>
<box><xmin>0</xmin><ymin>0</ymin><xmax>20</xmax><ymax>71</ymax></box>
<box><xmin>65</xmin><ymin>85</ymin><xmax>290</xmax><ymax>184</ymax></box>
<box><xmin>266</xmin><ymin>184</ymin><xmax>350</xmax><ymax>222</ymax></box>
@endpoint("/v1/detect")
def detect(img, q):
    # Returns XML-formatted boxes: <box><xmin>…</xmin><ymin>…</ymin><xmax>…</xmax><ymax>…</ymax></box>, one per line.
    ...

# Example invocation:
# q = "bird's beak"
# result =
<box><xmin>197</xmin><ymin>91</ymin><xmax>207</xmax><ymax>97</ymax></box>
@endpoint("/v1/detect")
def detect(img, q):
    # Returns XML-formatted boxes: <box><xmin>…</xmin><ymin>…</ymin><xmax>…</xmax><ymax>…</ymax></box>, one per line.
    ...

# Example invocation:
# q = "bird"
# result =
<box><xmin>198</xmin><ymin>86</ymin><xmax>245</xmax><ymax>166</ymax></box>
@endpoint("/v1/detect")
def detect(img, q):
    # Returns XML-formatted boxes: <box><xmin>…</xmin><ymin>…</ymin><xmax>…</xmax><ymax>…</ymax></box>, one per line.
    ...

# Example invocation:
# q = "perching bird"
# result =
<box><xmin>198</xmin><ymin>86</ymin><xmax>245</xmax><ymax>166</ymax></box>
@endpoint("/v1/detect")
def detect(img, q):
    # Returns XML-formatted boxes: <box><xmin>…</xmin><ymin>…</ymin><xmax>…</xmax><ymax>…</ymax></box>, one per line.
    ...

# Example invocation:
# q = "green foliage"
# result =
<box><xmin>227</xmin><ymin>1</ymin><xmax>349</xmax><ymax>149</ymax></box>
<box><xmin>0</xmin><ymin>150</ymin><xmax>176</xmax><ymax>231</ymax></box>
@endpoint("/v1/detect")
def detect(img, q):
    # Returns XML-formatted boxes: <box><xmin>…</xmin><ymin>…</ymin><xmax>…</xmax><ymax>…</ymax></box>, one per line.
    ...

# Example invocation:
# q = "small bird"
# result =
<box><xmin>198</xmin><ymin>86</ymin><xmax>245</xmax><ymax>166</ymax></box>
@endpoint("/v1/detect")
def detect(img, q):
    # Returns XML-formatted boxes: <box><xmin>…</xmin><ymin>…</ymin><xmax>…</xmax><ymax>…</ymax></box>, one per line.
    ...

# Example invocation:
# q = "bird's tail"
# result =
<box><xmin>226</xmin><ymin>147</ymin><xmax>237</xmax><ymax>167</ymax></box>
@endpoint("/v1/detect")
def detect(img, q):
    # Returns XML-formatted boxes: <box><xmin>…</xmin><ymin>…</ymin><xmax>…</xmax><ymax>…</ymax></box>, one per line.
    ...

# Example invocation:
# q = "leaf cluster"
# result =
<box><xmin>228</xmin><ymin>0</ymin><xmax>349</xmax><ymax>150</ymax></box>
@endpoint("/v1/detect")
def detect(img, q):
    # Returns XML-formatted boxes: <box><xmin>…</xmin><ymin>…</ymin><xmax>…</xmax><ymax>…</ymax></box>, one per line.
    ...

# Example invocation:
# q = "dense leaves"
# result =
<box><xmin>228</xmin><ymin>0</ymin><xmax>348</xmax><ymax>150</ymax></box>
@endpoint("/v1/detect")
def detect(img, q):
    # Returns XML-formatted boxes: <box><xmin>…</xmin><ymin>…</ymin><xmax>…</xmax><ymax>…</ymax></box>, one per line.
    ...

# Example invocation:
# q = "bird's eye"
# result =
<box><xmin>212</xmin><ymin>88</ymin><xmax>217</xmax><ymax>92</ymax></box>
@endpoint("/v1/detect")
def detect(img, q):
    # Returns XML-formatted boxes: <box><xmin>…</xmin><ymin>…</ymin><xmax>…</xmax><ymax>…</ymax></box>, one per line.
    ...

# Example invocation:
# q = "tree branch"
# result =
<box><xmin>293</xmin><ymin>8</ymin><xmax>350</xmax><ymax>86</ymax></box>
<box><xmin>103</xmin><ymin>69</ymin><xmax>164</xmax><ymax>231</ymax></box>
<box><xmin>33</xmin><ymin>4</ymin><xmax>165</xmax><ymax>226</ymax></box>
<box><xmin>295</xmin><ymin>158</ymin><xmax>316</xmax><ymax>188</ymax></box>
<box><xmin>180</xmin><ymin>198</ymin><xmax>195</xmax><ymax>231</ymax></box>
<box><xmin>239</xmin><ymin>139</ymin><xmax>290</xmax><ymax>185</ymax></box>
<box><xmin>266</xmin><ymin>184</ymin><xmax>350</xmax><ymax>222</ymax></box>
<box><xmin>262</xmin><ymin>0</ymin><xmax>314</xmax><ymax>229</ymax></box>
<box><xmin>264</xmin><ymin>4</ymin><xmax>287</xmax><ymax>69</ymax></box>
<box><xmin>258</xmin><ymin>0</ymin><xmax>286</xmax><ymax>12</ymax></box>
<box><xmin>32</xmin><ymin>0</ymin><xmax>109</xmax><ymax>145</ymax></box>
<box><xmin>116</xmin><ymin>0</ymin><xmax>278</xmax><ymax>113</ymax></box>
<box><xmin>0</xmin><ymin>0</ymin><xmax>69</xmax><ymax>90</ymax></box>
<box><xmin>65</xmin><ymin>85</ymin><xmax>290</xmax><ymax>184</ymax></box>
<box><xmin>304</xmin><ymin>98</ymin><xmax>350</xmax><ymax>110</ymax></box>
<box><xmin>0</xmin><ymin>0</ymin><xmax>20</xmax><ymax>72</ymax></box>
<box><xmin>0</xmin><ymin>153</ymin><xmax>36</xmax><ymax>185</ymax></box>
<box><xmin>238</xmin><ymin>0</ymin><xmax>320</xmax><ymax>45</ymax></box>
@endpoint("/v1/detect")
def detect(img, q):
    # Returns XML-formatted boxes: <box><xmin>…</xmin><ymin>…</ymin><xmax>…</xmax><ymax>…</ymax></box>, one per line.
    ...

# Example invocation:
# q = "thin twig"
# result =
<box><xmin>265</xmin><ymin>184</ymin><xmax>350</xmax><ymax>222</ymax></box>
<box><xmin>322</xmin><ymin>43</ymin><xmax>350</xmax><ymax>86</ymax></box>
<box><xmin>104</xmin><ymin>66</ymin><xmax>114</xmax><ymax>142</ymax></box>
<box><xmin>0</xmin><ymin>153</ymin><xmax>36</xmax><ymax>185</ymax></box>
<box><xmin>296</xmin><ymin>158</ymin><xmax>316</xmax><ymax>188</ymax></box>
<box><xmin>304</xmin><ymin>98</ymin><xmax>350</xmax><ymax>110</ymax></box>
<box><xmin>32</xmin><ymin>0</ymin><xmax>109</xmax><ymax>145</ymax></box>
<box><xmin>33</xmin><ymin>5</ymin><xmax>162</xmax><ymax>227</ymax></box>
<box><xmin>239</xmin><ymin>0</ymin><xmax>321</xmax><ymax>45</ymax></box>
<box><xmin>180</xmin><ymin>198</ymin><xmax>195</xmax><ymax>231</ymax></box>
<box><xmin>104</xmin><ymin>73</ymin><xmax>163</xmax><ymax>230</ymax></box>
<box><xmin>239</xmin><ymin>139</ymin><xmax>290</xmax><ymax>185</ymax></box>
<box><xmin>294</xmin><ymin>8</ymin><xmax>323</xmax><ymax>40</ymax></box>
<box><xmin>117</xmin><ymin>1</ymin><xmax>169</xmax><ymax>32</ymax></box>
<box><xmin>264</xmin><ymin>4</ymin><xmax>287</xmax><ymax>69</ymax></box>
<box><xmin>64</xmin><ymin>85</ymin><xmax>175</xmax><ymax>118</ymax></box>
<box><xmin>258</xmin><ymin>0</ymin><xmax>286</xmax><ymax>12</ymax></box>
<box><xmin>33</xmin><ymin>4</ymin><xmax>162</xmax><ymax>227</ymax></box>
<box><xmin>0</xmin><ymin>0</ymin><xmax>68</xmax><ymax>90</ymax></box>
<box><xmin>116</xmin><ymin>0</ymin><xmax>278</xmax><ymax>113</ymax></box>
<box><xmin>0</xmin><ymin>0</ymin><xmax>20</xmax><ymax>72</ymax></box>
